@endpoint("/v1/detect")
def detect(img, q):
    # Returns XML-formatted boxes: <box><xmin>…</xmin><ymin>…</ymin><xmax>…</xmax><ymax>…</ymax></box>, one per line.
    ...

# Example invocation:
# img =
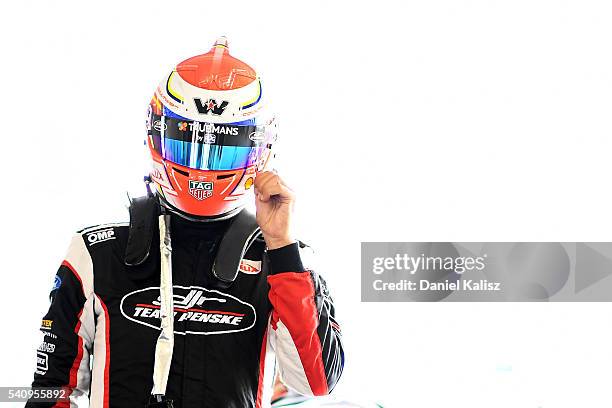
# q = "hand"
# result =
<box><xmin>253</xmin><ymin>171</ymin><xmax>296</xmax><ymax>250</ymax></box>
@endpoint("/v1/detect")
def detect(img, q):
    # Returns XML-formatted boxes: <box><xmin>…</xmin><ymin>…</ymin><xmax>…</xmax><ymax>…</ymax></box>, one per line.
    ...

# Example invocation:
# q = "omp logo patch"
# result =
<box><xmin>239</xmin><ymin>259</ymin><xmax>262</xmax><ymax>274</ymax></box>
<box><xmin>86</xmin><ymin>228</ymin><xmax>115</xmax><ymax>245</ymax></box>
<box><xmin>120</xmin><ymin>286</ymin><xmax>256</xmax><ymax>335</ymax></box>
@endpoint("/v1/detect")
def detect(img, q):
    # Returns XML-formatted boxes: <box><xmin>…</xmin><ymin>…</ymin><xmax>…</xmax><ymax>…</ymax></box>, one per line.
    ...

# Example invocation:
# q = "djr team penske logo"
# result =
<box><xmin>188</xmin><ymin>180</ymin><xmax>213</xmax><ymax>201</ymax></box>
<box><xmin>120</xmin><ymin>286</ymin><xmax>256</xmax><ymax>335</ymax></box>
<box><xmin>193</xmin><ymin>98</ymin><xmax>229</xmax><ymax>115</ymax></box>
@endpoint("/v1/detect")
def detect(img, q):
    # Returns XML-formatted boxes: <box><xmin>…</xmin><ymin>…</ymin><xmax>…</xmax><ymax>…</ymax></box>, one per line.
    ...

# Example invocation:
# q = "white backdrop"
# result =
<box><xmin>1</xmin><ymin>1</ymin><xmax>612</xmax><ymax>407</ymax></box>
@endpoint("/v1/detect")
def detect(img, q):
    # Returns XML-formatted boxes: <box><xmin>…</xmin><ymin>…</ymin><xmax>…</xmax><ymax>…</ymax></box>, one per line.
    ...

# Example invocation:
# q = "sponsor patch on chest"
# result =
<box><xmin>120</xmin><ymin>286</ymin><xmax>256</xmax><ymax>335</ymax></box>
<box><xmin>239</xmin><ymin>259</ymin><xmax>262</xmax><ymax>274</ymax></box>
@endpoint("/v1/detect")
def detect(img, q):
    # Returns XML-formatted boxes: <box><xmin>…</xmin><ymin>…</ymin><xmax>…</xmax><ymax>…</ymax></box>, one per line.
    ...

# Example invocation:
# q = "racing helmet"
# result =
<box><xmin>146</xmin><ymin>36</ymin><xmax>276</xmax><ymax>219</ymax></box>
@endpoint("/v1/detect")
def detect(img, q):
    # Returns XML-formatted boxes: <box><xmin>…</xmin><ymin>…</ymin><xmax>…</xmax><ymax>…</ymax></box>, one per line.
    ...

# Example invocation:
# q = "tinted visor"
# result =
<box><xmin>149</xmin><ymin>113</ymin><xmax>267</xmax><ymax>171</ymax></box>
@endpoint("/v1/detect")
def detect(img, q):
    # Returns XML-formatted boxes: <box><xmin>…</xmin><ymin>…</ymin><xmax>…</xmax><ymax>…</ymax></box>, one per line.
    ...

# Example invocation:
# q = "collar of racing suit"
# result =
<box><xmin>125</xmin><ymin>194</ymin><xmax>261</xmax><ymax>286</ymax></box>
<box><xmin>170</xmin><ymin>212</ymin><xmax>232</xmax><ymax>239</ymax></box>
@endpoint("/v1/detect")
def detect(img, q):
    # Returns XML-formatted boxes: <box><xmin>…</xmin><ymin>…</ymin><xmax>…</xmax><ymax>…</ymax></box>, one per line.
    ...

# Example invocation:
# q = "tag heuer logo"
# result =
<box><xmin>189</xmin><ymin>180</ymin><xmax>213</xmax><ymax>201</ymax></box>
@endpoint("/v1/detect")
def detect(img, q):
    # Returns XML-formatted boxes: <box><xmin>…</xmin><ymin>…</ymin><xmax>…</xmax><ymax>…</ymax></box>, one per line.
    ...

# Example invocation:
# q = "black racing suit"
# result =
<box><xmin>26</xmin><ymin>213</ymin><xmax>344</xmax><ymax>408</ymax></box>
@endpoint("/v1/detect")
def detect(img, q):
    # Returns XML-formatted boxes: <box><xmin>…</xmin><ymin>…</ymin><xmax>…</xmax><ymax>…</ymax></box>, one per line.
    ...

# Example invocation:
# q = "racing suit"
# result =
<box><xmin>26</xmin><ymin>211</ymin><xmax>344</xmax><ymax>408</ymax></box>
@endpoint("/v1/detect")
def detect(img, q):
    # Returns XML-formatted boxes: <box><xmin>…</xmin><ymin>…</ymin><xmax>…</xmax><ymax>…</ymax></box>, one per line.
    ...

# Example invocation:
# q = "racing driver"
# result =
<box><xmin>26</xmin><ymin>37</ymin><xmax>344</xmax><ymax>408</ymax></box>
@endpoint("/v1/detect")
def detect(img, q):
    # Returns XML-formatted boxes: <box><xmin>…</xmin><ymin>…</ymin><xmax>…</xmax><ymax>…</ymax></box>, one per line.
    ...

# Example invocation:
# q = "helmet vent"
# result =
<box><xmin>216</xmin><ymin>174</ymin><xmax>235</xmax><ymax>180</ymax></box>
<box><xmin>172</xmin><ymin>167</ymin><xmax>189</xmax><ymax>177</ymax></box>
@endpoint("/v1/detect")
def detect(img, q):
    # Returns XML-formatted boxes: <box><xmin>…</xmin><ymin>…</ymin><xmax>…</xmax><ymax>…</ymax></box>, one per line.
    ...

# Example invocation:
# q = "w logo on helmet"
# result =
<box><xmin>194</xmin><ymin>98</ymin><xmax>229</xmax><ymax>115</ymax></box>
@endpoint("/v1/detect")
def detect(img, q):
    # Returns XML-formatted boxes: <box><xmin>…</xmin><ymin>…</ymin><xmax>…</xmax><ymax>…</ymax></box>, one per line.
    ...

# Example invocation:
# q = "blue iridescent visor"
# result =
<box><xmin>149</xmin><ymin>114</ymin><xmax>267</xmax><ymax>171</ymax></box>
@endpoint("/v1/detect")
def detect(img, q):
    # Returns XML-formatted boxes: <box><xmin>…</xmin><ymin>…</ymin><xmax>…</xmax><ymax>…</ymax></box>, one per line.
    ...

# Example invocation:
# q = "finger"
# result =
<box><xmin>259</xmin><ymin>182</ymin><xmax>295</xmax><ymax>202</ymax></box>
<box><xmin>254</xmin><ymin>171</ymin><xmax>276</xmax><ymax>191</ymax></box>
<box><xmin>254</xmin><ymin>171</ymin><xmax>295</xmax><ymax>203</ymax></box>
<box><xmin>256</xmin><ymin>173</ymin><xmax>283</xmax><ymax>200</ymax></box>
